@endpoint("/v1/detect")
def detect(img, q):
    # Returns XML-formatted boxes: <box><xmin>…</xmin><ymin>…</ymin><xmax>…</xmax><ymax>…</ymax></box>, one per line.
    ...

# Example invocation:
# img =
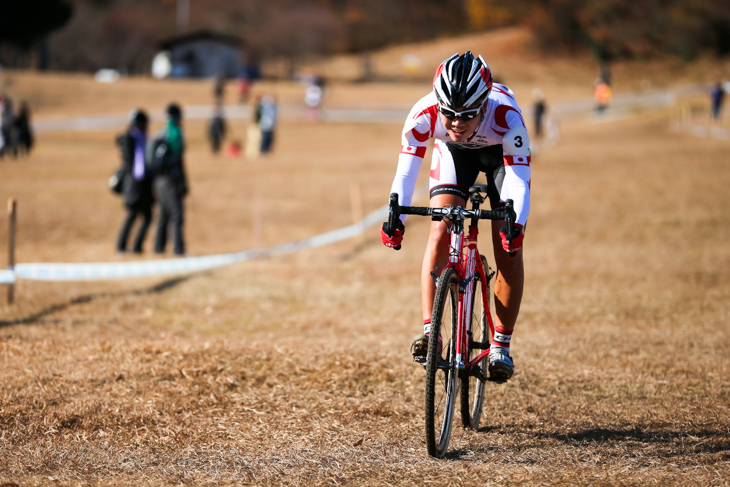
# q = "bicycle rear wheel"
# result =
<box><xmin>460</xmin><ymin>254</ymin><xmax>491</xmax><ymax>430</ymax></box>
<box><xmin>425</xmin><ymin>268</ymin><xmax>459</xmax><ymax>458</ymax></box>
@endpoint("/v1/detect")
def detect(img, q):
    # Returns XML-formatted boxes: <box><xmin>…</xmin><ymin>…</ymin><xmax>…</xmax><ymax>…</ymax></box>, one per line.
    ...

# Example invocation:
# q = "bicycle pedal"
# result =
<box><xmin>413</xmin><ymin>355</ymin><xmax>427</xmax><ymax>365</ymax></box>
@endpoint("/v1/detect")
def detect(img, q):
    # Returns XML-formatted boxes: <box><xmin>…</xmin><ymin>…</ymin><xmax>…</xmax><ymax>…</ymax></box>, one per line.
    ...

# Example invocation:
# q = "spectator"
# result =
<box><xmin>304</xmin><ymin>76</ymin><xmax>325</xmax><ymax>121</ymax></box>
<box><xmin>149</xmin><ymin>103</ymin><xmax>189</xmax><ymax>256</ymax></box>
<box><xmin>237</xmin><ymin>67</ymin><xmax>251</xmax><ymax>104</ymax></box>
<box><xmin>245</xmin><ymin>96</ymin><xmax>262</xmax><ymax>160</ymax></box>
<box><xmin>532</xmin><ymin>88</ymin><xmax>547</xmax><ymax>139</ymax></box>
<box><xmin>599</xmin><ymin>61</ymin><xmax>612</xmax><ymax>87</ymax></box>
<box><xmin>116</xmin><ymin>109</ymin><xmax>153</xmax><ymax>253</ymax></box>
<box><xmin>0</xmin><ymin>95</ymin><xmax>15</xmax><ymax>159</ymax></box>
<box><xmin>208</xmin><ymin>106</ymin><xmax>227</xmax><ymax>154</ymax></box>
<box><xmin>594</xmin><ymin>78</ymin><xmax>612</xmax><ymax>114</ymax></box>
<box><xmin>14</xmin><ymin>101</ymin><xmax>33</xmax><ymax>157</ymax></box>
<box><xmin>710</xmin><ymin>81</ymin><xmax>726</xmax><ymax>121</ymax></box>
<box><xmin>214</xmin><ymin>71</ymin><xmax>226</xmax><ymax>107</ymax></box>
<box><xmin>0</xmin><ymin>97</ymin><xmax>5</xmax><ymax>156</ymax></box>
<box><xmin>257</xmin><ymin>95</ymin><xmax>278</xmax><ymax>154</ymax></box>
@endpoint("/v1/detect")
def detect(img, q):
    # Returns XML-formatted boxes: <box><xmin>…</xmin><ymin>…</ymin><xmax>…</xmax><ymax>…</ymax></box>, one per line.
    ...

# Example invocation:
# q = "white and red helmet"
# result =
<box><xmin>433</xmin><ymin>51</ymin><xmax>493</xmax><ymax>109</ymax></box>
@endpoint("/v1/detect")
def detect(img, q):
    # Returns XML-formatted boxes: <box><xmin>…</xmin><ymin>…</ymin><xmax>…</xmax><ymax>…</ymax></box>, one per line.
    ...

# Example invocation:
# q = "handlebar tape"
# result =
<box><xmin>386</xmin><ymin>193</ymin><xmax>402</xmax><ymax>250</ymax></box>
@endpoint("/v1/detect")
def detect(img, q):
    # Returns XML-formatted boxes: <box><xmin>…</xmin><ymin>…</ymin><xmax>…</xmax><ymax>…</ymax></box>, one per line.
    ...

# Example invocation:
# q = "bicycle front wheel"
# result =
<box><xmin>460</xmin><ymin>254</ymin><xmax>491</xmax><ymax>430</ymax></box>
<box><xmin>425</xmin><ymin>267</ymin><xmax>459</xmax><ymax>458</ymax></box>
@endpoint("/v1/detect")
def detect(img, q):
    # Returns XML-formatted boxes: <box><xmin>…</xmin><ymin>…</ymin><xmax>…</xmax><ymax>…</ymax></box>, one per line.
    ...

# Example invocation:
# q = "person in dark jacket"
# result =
<box><xmin>208</xmin><ymin>106</ymin><xmax>227</xmax><ymax>154</ymax></box>
<box><xmin>14</xmin><ymin>101</ymin><xmax>34</xmax><ymax>157</ymax></box>
<box><xmin>0</xmin><ymin>95</ymin><xmax>14</xmax><ymax>158</ymax></box>
<box><xmin>116</xmin><ymin>109</ymin><xmax>153</xmax><ymax>253</ymax></box>
<box><xmin>149</xmin><ymin>103</ymin><xmax>188</xmax><ymax>256</ymax></box>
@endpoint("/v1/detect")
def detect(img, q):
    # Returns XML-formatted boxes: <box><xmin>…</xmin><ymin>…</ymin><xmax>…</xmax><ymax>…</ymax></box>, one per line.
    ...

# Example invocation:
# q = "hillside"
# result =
<box><xmin>4</xmin><ymin>27</ymin><xmax>729</xmax><ymax>123</ymax></box>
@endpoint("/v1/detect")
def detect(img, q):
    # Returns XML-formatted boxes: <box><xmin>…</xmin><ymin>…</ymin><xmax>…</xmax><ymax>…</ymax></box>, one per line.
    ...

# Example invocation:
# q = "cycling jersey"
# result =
<box><xmin>390</xmin><ymin>83</ymin><xmax>531</xmax><ymax>226</ymax></box>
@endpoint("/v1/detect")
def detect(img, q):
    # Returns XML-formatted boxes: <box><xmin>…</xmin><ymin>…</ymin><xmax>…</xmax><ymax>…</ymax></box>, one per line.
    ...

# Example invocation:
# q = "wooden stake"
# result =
<box><xmin>7</xmin><ymin>198</ymin><xmax>16</xmax><ymax>304</ymax></box>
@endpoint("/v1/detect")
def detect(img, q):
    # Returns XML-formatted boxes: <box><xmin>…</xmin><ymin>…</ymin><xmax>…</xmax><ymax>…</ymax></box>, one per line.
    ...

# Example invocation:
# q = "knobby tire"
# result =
<box><xmin>425</xmin><ymin>268</ymin><xmax>459</xmax><ymax>458</ymax></box>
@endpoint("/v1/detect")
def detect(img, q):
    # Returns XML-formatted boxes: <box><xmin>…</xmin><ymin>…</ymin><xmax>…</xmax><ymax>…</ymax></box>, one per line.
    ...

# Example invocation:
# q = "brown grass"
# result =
<box><xmin>1</xmin><ymin>29</ymin><xmax>730</xmax><ymax>486</ymax></box>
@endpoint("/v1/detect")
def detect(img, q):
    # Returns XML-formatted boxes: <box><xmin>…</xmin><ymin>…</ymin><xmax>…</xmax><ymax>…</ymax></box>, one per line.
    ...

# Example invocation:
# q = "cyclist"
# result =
<box><xmin>381</xmin><ymin>52</ymin><xmax>531</xmax><ymax>381</ymax></box>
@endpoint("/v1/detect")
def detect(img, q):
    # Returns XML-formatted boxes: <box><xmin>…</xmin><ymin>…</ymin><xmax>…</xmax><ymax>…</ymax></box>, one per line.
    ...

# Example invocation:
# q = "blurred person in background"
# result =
<box><xmin>208</xmin><ymin>106</ymin><xmax>227</xmax><ymax>154</ymax></box>
<box><xmin>257</xmin><ymin>95</ymin><xmax>278</xmax><ymax>154</ymax></box>
<box><xmin>0</xmin><ymin>96</ymin><xmax>5</xmax><ymax>156</ymax></box>
<box><xmin>0</xmin><ymin>95</ymin><xmax>15</xmax><ymax>158</ymax></box>
<box><xmin>710</xmin><ymin>81</ymin><xmax>726</xmax><ymax>121</ymax></box>
<box><xmin>214</xmin><ymin>71</ymin><xmax>226</xmax><ymax>106</ymax></box>
<box><xmin>149</xmin><ymin>103</ymin><xmax>189</xmax><ymax>256</ymax></box>
<box><xmin>304</xmin><ymin>76</ymin><xmax>325</xmax><ymax>121</ymax></box>
<box><xmin>532</xmin><ymin>88</ymin><xmax>547</xmax><ymax>139</ymax></box>
<box><xmin>381</xmin><ymin>52</ymin><xmax>531</xmax><ymax>382</ymax></box>
<box><xmin>237</xmin><ymin>67</ymin><xmax>251</xmax><ymax>104</ymax></box>
<box><xmin>13</xmin><ymin>101</ymin><xmax>33</xmax><ymax>157</ymax></box>
<box><xmin>594</xmin><ymin>78</ymin><xmax>612</xmax><ymax>114</ymax></box>
<box><xmin>116</xmin><ymin>109</ymin><xmax>153</xmax><ymax>253</ymax></box>
<box><xmin>245</xmin><ymin>96</ymin><xmax>263</xmax><ymax>160</ymax></box>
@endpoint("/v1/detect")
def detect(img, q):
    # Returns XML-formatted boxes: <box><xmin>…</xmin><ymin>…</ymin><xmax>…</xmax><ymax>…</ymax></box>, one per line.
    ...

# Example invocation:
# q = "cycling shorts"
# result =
<box><xmin>429</xmin><ymin>141</ymin><xmax>505</xmax><ymax>208</ymax></box>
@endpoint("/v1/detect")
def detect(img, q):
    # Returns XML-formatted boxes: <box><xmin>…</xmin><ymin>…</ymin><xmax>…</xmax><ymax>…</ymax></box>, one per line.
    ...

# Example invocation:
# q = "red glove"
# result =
<box><xmin>381</xmin><ymin>221</ymin><xmax>405</xmax><ymax>249</ymax></box>
<box><xmin>499</xmin><ymin>223</ymin><xmax>524</xmax><ymax>253</ymax></box>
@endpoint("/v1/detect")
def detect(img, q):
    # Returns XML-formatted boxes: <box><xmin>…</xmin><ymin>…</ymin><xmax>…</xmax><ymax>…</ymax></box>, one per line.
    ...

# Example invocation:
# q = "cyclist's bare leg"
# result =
<box><xmin>490</xmin><ymin>220</ymin><xmax>524</xmax><ymax>333</ymax></box>
<box><xmin>421</xmin><ymin>193</ymin><xmax>467</xmax><ymax>323</ymax></box>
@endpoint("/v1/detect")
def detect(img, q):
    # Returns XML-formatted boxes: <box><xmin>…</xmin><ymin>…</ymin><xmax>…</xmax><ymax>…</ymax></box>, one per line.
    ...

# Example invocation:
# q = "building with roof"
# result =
<box><xmin>155</xmin><ymin>30</ymin><xmax>244</xmax><ymax>79</ymax></box>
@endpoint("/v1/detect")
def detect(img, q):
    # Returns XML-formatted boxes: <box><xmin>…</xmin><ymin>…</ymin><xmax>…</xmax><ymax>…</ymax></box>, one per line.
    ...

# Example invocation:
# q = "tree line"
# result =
<box><xmin>1</xmin><ymin>0</ymin><xmax>728</xmax><ymax>73</ymax></box>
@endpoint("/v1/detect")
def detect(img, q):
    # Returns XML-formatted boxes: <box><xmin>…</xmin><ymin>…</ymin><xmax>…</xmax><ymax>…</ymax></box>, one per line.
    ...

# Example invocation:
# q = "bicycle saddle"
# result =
<box><xmin>468</xmin><ymin>184</ymin><xmax>489</xmax><ymax>194</ymax></box>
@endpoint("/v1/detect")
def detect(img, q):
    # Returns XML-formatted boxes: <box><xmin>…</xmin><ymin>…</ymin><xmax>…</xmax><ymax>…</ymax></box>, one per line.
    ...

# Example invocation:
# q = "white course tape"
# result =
<box><xmin>11</xmin><ymin>202</ymin><xmax>393</xmax><ymax>282</ymax></box>
<box><xmin>0</xmin><ymin>269</ymin><xmax>15</xmax><ymax>284</ymax></box>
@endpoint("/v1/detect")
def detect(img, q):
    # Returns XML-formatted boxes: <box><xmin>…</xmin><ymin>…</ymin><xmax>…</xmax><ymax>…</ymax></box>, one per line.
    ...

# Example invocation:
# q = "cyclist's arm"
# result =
<box><xmin>500</xmin><ymin>124</ymin><xmax>531</xmax><ymax>227</ymax></box>
<box><xmin>390</xmin><ymin>152</ymin><xmax>422</xmax><ymax>211</ymax></box>
<box><xmin>389</xmin><ymin>99</ymin><xmax>436</xmax><ymax>220</ymax></box>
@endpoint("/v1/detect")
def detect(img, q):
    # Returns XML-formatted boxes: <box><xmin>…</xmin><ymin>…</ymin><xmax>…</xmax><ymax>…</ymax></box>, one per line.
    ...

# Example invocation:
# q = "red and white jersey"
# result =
<box><xmin>390</xmin><ymin>83</ymin><xmax>531</xmax><ymax>226</ymax></box>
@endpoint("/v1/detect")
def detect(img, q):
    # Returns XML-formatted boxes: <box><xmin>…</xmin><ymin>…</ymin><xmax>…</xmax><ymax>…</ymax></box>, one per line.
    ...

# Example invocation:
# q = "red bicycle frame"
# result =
<box><xmin>442</xmin><ymin>211</ymin><xmax>495</xmax><ymax>376</ymax></box>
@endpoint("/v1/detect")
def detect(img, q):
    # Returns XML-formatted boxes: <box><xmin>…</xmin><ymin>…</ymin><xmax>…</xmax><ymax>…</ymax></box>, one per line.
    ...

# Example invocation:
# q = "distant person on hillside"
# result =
<box><xmin>116</xmin><ymin>109</ymin><xmax>154</xmax><ymax>254</ymax></box>
<box><xmin>594</xmin><ymin>78</ymin><xmax>612</xmax><ymax>114</ymax></box>
<box><xmin>304</xmin><ymin>76</ymin><xmax>325</xmax><ymax>122</ymax></box>
<box><xmin>0</xmin><ymin>96</ymin><xmax>5</xmax><ymax>156</ymax></box>
<box><xmin>14</xmin><ymin>101</ymin><xmax>33</xmax><ymax>157</ymax></box>
<box><xmin>246</xmin><ymin>96</ymin><xmax>263</xmax><ymax>160</ymax></box>
<box><xmin>257</xmin><ymin>95</ymin><xmax>278</xmax><ymax>154</ymax></box>
<box><xmin>532</xmin><ymin>88</ymin><xmax>547</xmax><ymax>138</ymax></box>
<box><xmin>381</xmin><ymin>52</ymin><xmax>531</xmax><ymax>382</ymax></box>
<box><xmin>0</xmin><ymin>95</ymin><xmax>15</xmax><ymax>159</ymax></box>
<box><xmin>149</xmin><ymin>103</ymin><xmax>189</xmax><ymax>256</ymax></box>
<box><xmin>599</xmin><ymin>61</ymin><xmax>612</xmax><ymax>87</ymax></box>
<box><xmin>237</xmin><ymin>67</ymin><xmax>251</xmax><ymax>104</ymax></box>
<box><xmin>208</xmin><ymin>106</ymin><xmax>227</xmax><ymax>154</ymax></box>
<box><xmin>214</xmin><ymin>71</ymin><xmax>226</xmax><ymax>106</ymax></box>
<box><xmin>710</xmin><ymin>81</ymin><xmax>726</xmax><ymax>121</ymax></box>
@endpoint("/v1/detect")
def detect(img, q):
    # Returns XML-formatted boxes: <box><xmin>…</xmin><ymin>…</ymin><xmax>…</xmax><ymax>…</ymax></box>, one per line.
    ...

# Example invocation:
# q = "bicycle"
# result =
<box><xmin>385</xmin><ymin>185</ymin><xmax>516</xmax><ymax>458</ymax></box>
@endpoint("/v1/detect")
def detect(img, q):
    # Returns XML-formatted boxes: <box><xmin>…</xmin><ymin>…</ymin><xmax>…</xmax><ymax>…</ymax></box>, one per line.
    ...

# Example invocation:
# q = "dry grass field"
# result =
<box><xmin>1</xmin><ymin>29</ymin><xmax>730</xmax><ymax>486</ymax></box>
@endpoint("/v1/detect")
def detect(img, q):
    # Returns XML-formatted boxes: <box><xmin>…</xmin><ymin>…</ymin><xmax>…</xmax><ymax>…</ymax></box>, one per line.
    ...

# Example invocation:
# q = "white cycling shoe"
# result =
<box><xmin>488</xmin><ymin>347</ymin><xmax>514</xmax><ymax>381</ymax></box>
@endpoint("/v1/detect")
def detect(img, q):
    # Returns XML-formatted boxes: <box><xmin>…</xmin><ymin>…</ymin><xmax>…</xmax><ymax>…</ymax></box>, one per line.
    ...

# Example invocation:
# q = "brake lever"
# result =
<box><xmin>387</xmin><ymin>193</ymin><xmax>402</xmax><ymax>251</ymax></box>
<box><xmin>505</xmin><ymin>199</ymin><xmax>518</xmax><ymax>258</ymax></box>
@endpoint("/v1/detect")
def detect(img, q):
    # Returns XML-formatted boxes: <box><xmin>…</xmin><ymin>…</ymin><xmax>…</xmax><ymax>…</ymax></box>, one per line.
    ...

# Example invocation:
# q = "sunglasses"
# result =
<box><xmin>438</xmin><ymin>105</ymin><xmax>482</xmax><ymax>121</ymax></box>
